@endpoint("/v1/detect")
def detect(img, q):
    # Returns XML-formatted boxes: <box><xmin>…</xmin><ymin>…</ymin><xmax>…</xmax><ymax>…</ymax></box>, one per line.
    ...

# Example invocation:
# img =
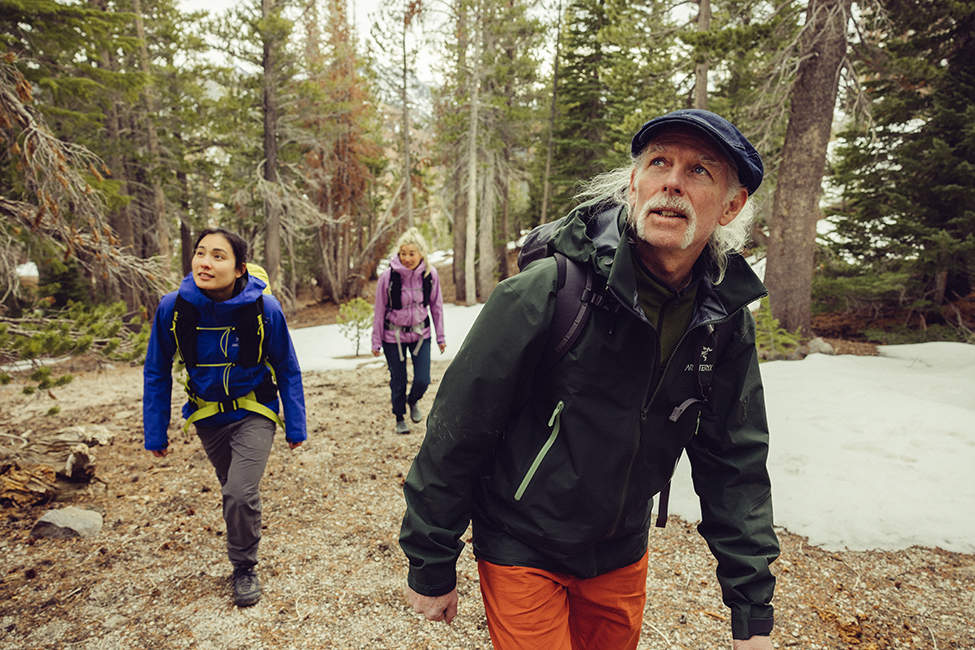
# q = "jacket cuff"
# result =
<box><xmin>406</xmin><ymin>563</ymin><xmax>457</xmax><ymax>597</ymax></box>
<box><xmin>730</xmin><ymin>604</ymin><xmax>774</xmax><ymax>640</ymax></box>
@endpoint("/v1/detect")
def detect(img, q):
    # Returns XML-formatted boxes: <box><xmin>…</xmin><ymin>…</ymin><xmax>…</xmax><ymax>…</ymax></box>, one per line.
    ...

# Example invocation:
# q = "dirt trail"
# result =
<box><xmin>0</xmin><ymin>359</ymin><xmax>972</xmax><ymax>649</ymax></box>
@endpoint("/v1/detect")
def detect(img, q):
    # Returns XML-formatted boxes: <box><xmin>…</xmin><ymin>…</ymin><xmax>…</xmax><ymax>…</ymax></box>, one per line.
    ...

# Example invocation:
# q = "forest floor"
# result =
<box><xmin>0</xmin><ymin>265</ymin><xmax>973</xmax><ymax>649</ymax></box>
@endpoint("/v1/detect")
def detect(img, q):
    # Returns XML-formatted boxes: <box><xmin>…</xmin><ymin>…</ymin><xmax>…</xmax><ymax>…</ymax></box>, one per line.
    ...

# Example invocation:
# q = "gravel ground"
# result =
<box><xmin>0</xmin><ymin>360</ymin><xmax>973</xmax><ymax>649</ymax></box>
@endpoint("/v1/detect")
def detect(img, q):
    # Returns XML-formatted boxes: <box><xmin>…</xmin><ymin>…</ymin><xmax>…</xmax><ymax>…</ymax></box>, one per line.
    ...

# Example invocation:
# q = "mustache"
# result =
<box><xmin>637</xmin><ymin>193</ymin><xmax>696</xmax><ymax>221</ymax></box>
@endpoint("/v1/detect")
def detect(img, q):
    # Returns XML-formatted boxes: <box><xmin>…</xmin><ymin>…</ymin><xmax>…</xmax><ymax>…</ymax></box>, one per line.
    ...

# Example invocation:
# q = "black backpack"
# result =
<box><xmin>516</xmin><ymin>217</ymin><xmax>615</xmax><ymax>371</ymax></box>
<box><xmin>517</xmin><ymin>215</ymin><xmax>677</xmax><ymax>528</ymax></box>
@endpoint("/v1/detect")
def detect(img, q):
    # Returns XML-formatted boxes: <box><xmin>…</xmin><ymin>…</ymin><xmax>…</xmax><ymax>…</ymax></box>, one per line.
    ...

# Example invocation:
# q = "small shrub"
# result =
<box><xmin>54</xmin><ymin>374</ymin><xmax>74</xmax><ymax>387</ymax></box>
<box><xmin>337</xmin><ymin>297</ymin><xmax>373</xmax><ymax>357</ymax></box>
<box><xmin>754</xmin><ymin>298</ymin><xmax>801</xmax><ymax>361</ymax></box>
<box><xmin>45</xmin><ymin>406</ymin><xmax>60</xmax><ymax>416</ymax></box>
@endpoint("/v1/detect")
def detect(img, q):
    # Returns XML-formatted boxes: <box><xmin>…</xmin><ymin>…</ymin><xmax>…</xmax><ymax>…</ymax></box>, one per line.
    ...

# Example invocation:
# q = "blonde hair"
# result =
<box><xmin>395</xmin><ymin>227</ymin><xmax>431</xmax><ymax>277</ymax></box>
<box><xmin>573</xmin><ymin>149</ymin><xmax>755</xmax><ymax>284</ymax></box>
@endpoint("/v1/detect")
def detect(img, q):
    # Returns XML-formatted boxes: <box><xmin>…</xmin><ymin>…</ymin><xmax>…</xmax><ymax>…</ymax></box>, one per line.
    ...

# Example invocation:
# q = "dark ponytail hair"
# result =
<box><xmin>194</xmin><ymin>227</ymin><xmax>248</xmax><ymax>271</ymax></box>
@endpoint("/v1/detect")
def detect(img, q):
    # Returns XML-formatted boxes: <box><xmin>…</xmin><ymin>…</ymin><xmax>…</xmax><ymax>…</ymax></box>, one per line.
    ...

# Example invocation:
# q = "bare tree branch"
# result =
<box><xmin>0</xmin><ymin>53</ymin><xmax>169</xmax><ymax>305</ymax></box>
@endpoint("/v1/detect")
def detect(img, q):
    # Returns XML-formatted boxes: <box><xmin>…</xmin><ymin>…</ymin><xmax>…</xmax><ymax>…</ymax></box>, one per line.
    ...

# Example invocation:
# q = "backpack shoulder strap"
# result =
<box><xmin>234</xmin><ymin>295</ymin><xmax>267</xmax><ymax>368</ymax></box>
<box><xmin>422</xmin><ymin>272</ymin><xmax>433</xmax><ymax>307</ymax></box>
<box><xmin>541</xmin><ymin>253</ymin><xmax>593</xmax><ymax>370</ymax></box>
<box><xmin>171</xmin><ymin>295</ymin><xmax>200</xmax><ymax>369</ymax></box>
<box><xmin>388</xmin><ymin>270</ymin><xmax>402</xmax><ymax>310</ymax></box>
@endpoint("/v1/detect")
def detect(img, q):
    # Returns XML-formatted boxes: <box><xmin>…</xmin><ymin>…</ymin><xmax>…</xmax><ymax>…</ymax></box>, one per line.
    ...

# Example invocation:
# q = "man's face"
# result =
<box><xmin>627</xmin><ymin>127</ymin><xmax>747</xmax><ymax>258</ymax></box>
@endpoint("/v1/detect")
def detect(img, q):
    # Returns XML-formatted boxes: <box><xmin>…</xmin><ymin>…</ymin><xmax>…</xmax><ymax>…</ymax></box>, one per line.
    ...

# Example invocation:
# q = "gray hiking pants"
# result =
<box><xmin>195</xmin><ymin>415</ymin><xmax>275</xmax><ymax>569</ymax></box>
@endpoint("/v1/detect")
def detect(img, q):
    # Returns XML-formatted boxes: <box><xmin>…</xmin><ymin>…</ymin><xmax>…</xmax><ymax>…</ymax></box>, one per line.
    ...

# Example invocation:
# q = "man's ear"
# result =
<box><xmin>719</xmin><ymin>187</ymin><xmax>748</xmax><ymax>226</ymax></box>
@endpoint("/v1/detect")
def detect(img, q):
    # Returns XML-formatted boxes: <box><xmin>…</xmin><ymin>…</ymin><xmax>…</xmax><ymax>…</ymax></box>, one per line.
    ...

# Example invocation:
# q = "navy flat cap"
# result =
<box><xmin>630</xmin><ymin>109</ymin><xmax>764</xmax><ymax>195</ymax></box>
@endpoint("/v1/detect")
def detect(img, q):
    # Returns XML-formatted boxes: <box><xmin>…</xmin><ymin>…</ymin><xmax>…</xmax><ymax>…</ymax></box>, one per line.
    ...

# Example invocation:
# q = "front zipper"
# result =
<box><xmin>608</xmin><ymin>300</ymin><xmax>733</xmax><ymax>537</ymax></box>
<box><xmin>514</xmin><ymin>400</ymin><xmax>564</xmax><ymax>501</ymax></box>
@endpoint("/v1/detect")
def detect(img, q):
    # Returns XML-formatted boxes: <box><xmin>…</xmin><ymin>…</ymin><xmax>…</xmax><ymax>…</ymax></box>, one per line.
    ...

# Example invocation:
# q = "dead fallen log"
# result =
<box><xmin>0</xmin><ymin>425</ymin><xmax>113</xmax><ymax>499</ymax></box>
<box><xmin>0</xmin><ymin>462</ymin><xmax>57</xmax><ymax>506</ymax></box>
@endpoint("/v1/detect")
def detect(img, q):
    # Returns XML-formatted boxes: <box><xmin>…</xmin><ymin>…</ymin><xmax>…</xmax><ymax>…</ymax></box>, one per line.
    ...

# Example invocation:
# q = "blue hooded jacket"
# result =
<box><xmin>142</xmin><ymin>273</ymin><xmax>307</xmax><ymax>450</ymax></box>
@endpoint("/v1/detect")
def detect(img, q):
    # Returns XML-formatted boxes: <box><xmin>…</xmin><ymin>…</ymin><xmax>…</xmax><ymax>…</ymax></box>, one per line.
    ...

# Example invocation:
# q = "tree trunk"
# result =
<box><xmin>452</xmin><ymin>162</ymin><xmax>467</xmax><ymax>304</ymax></box>
<box><xmin>765</xmin><ymin>0</ymin><xmax>851</xmax><ymax>336</ymax></box>
<box><xmin>693</xmin><ymin>0</ymin><xmax>710</xmax><ymax>110</ymax></box>
<box><xmin>174</xmin><ymin>133</ymin><xmax>194</xmax><ymax>277</ymax></box>
<box><xmin>498</xmin><ymin>154</ymin><xmax>511</xmax><ymax>281</ymax></box>
<box><xmin>539</xmin><ymin>0</ymin><xmax>562</xmax><ymax>226</ymax></box>
<box><xmin>477</xmin><ymin>151</ymin><xmax>496</xmax><ymax>300</ymax></box>
<box><xmin>93</xmin><ymin>10</ymin><xmax>135</xmax><ymax>307</ymax></box>
<box><xmin>451</xmin><ymin>5</ymin><xmax>468</xmax><ymax>304</ymax></box>
<box><xmin>262</xmin><ymin>0</ymin><xmax>282</xmax><ymax>286</ymax></box>
<box><xmin>464</xmin><ymin>3</ymin><xmax>479</xmax><ymax>305</ymax></box>
<box><xmin>401</xmin><ymin>16</ymin><xmax>413</xmax><ymax>227</ymax></box>
<box><xmin>132</xmin><ymin>0</ymin><xmax>170</xmax><ymax>269</ymax></box>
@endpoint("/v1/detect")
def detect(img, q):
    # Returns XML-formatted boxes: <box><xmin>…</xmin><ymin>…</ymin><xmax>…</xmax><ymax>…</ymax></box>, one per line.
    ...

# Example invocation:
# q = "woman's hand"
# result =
<box><xmin>288</xmin><ymin>441</ymin><xmax>303</xmax><ymax>450</ymax></box>
<box><xmin>372</xmin><ymin>348</ymin><xmax>381</xmax><ymax>357</ymax></box>
<box><xmin>150</xmin><ymin>448</ymin><xmax>169</xmax><ymax>457</ymax></box>
<box><xmin>438</xmin><ymin>343</ymin><xmax>446</xmax><ymax>354</ymax></box>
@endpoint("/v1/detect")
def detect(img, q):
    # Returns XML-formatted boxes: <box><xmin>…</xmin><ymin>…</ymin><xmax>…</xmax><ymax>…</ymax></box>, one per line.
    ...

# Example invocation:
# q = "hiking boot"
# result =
<box><xmin>232</xmin><ymin>566</ymin><xmax>261</xmax><ymax>607</ymax></box>
<box><xmin>408</xmin><ymin>401</ymin><xmax>424</xmax><ymax>423</ymax></box>
<box><xmin>395</xmin><ymin>418</ymin><xmax>410</xmax><ymax>435</ymax></box>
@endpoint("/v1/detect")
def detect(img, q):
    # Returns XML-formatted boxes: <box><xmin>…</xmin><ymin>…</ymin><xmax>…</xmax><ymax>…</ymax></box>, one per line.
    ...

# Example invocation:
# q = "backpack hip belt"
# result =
<box><xmin>182</xmin><ymin>375</ymin><xmax>283</xmax><ymax>432</ymax></box>
<box><xmin>385</xmin><ymin>317</ymin><xmax>430</xmax><ymax>361</ymax></box>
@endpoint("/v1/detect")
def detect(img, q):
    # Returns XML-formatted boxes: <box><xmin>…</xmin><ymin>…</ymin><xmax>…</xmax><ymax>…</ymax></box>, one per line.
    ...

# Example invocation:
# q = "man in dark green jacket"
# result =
<box><xmin>400</xmin><ymin>109</ymin><xmax>779</xmax><ymax>649</ymax></box>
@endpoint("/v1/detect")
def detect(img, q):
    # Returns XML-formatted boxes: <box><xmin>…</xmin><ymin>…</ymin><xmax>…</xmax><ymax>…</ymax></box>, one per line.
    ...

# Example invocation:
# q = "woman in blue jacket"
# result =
<box><xmin>143</xmin><ymin>227</ymin><xmax>306</xmax><ymax>608</ymax></box>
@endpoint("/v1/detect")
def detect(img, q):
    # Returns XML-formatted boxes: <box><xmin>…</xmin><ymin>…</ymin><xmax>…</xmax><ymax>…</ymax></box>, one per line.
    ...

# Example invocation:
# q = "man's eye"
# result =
<box><xmin>693</xmin><ymin>165</ymin><xmax>711</xmax><ymax>176</ymax></box>
<box><xmin>650</xmin><ymin>158</ymin><xmax>665</xmax><ymax>167</ymax></box>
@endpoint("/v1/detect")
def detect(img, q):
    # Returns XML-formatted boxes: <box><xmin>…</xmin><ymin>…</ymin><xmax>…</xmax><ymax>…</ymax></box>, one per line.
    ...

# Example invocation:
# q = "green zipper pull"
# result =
<box><xmin>514</xmin><ymin>400</ymin><xmax>566</xmax><ymax>502</ymax></box>
<box><xmin>548</xmin><ymin>400</ymin><xmax>564</xmax><ymax>427</ymax></box>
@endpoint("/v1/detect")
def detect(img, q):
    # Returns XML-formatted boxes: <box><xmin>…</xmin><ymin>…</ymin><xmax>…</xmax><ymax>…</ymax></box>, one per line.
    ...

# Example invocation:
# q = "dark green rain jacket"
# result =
<box><xmin>400</xmin><ymin>202</ymin><xmax>779</xmax><ymax>640</ymax></box>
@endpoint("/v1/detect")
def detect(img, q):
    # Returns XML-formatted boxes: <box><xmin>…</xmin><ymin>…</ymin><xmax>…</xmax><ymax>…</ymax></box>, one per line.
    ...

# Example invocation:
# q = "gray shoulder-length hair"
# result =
<box><xmin>573</xmin><ymin>150</ymin><xmax>756</xmax><ymax>284</ymax></box>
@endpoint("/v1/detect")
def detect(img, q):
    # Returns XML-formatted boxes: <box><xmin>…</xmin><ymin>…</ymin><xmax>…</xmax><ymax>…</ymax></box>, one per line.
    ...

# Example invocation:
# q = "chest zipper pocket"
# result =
<box><xmin>514</xmin><ymin>400</ymin><xmax>564</xmax><ymax>501</ymax></box>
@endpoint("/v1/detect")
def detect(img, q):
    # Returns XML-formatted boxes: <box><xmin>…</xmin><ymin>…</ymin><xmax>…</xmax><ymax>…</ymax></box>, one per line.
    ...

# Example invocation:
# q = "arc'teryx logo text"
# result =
<box><xmin>685</xmin><ymin>346</ymin><xmax>714</xmax><ymax>372</ymax></box>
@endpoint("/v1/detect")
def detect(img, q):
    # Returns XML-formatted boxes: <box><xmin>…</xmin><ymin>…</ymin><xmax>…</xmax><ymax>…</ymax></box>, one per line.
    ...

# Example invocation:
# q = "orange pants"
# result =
<box><xmin>477</xmin><ymin>551</ymin><xmax>649</xmax><ymax>650</ymax></box>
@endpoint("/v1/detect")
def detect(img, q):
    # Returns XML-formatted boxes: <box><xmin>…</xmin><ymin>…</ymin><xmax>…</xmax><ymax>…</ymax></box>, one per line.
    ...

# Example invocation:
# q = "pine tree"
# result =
<box><xmin>302</xmin><ymin>0</ymin><xmax>391</xmax><ymax>302</ymax></box>
<box><xmin>544</xmin><ymin>0</ymin><xmax>678</xmax><ymax>221</ymax></box>
<box><xmin>827</xmin><ymin>1</ymin><xmax>975</xmax><ymax>318</ymax></box>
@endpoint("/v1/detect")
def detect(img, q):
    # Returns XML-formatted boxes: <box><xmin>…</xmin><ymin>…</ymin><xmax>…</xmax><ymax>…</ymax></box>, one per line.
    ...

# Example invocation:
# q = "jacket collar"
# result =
<box><xmin>177</xmin><ymin>273</ymin><xmax>264</xmax><ymax>317</ymax></box>
<box><xmin>390</xmin><ymin>255</ymin><xmax>427</xmax><ymax>276</ymax></box>
<box><xmin>552</xmin><ymin>200</ymin><xmax>767</xmax><ymax>325</ymax></box>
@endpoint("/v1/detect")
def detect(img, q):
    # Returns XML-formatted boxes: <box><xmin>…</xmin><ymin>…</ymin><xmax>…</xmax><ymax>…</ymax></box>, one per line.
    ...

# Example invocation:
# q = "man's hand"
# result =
<box><xmin>372</xmin><ymin>349</ymin><xmax>381</xmax><ymax>357</ymax></box>
<box><xmin>438</xmin><ymin>343</ymin><xmax>446</xmax><ymax>354</ymax></box>
<box><xmin>150</xmin><ymin>448</ymin><xmax>168</xmax><ymax>457</ymax></box>
<box><xmin>405</xmin><ymin>585</ymin><xmax>458</xmax><ymax>624</ymax></box>
<box><xmin>288</xmin><ymin>441</ymin><xmax>303</xmax><ymax>449</ymax></box>
<box><xmin>733</xmin><ymin>636</ymin><xmax>771</xmax><ymax>649</ymax></box>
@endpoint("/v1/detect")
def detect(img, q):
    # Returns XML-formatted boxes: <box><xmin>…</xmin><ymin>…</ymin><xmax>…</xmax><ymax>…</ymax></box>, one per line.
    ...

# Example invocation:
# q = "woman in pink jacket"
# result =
<box><xmin>372</xmin><ymin>228</ymin><xmax>447</xmax><ymax>434</ymax></box>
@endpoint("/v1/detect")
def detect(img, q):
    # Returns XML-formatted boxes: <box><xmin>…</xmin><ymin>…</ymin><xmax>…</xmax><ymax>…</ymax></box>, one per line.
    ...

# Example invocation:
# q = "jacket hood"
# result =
<box><xmin>177</xmin><ymin>272</ymin><xmax>266</xmax><ymax>317</ymax></box>
<box><xmin>549</xmin><ymin>200</ymin><xmax>767</xmax><ymax>322</ymax></box>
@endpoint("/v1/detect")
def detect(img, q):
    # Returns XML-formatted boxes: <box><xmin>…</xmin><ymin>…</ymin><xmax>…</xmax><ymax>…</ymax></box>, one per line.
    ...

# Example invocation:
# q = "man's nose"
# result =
<box><xmin>662</xmin><ymin>170</ymin><xmax>683</xmax><ymax>194</ymax></box>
